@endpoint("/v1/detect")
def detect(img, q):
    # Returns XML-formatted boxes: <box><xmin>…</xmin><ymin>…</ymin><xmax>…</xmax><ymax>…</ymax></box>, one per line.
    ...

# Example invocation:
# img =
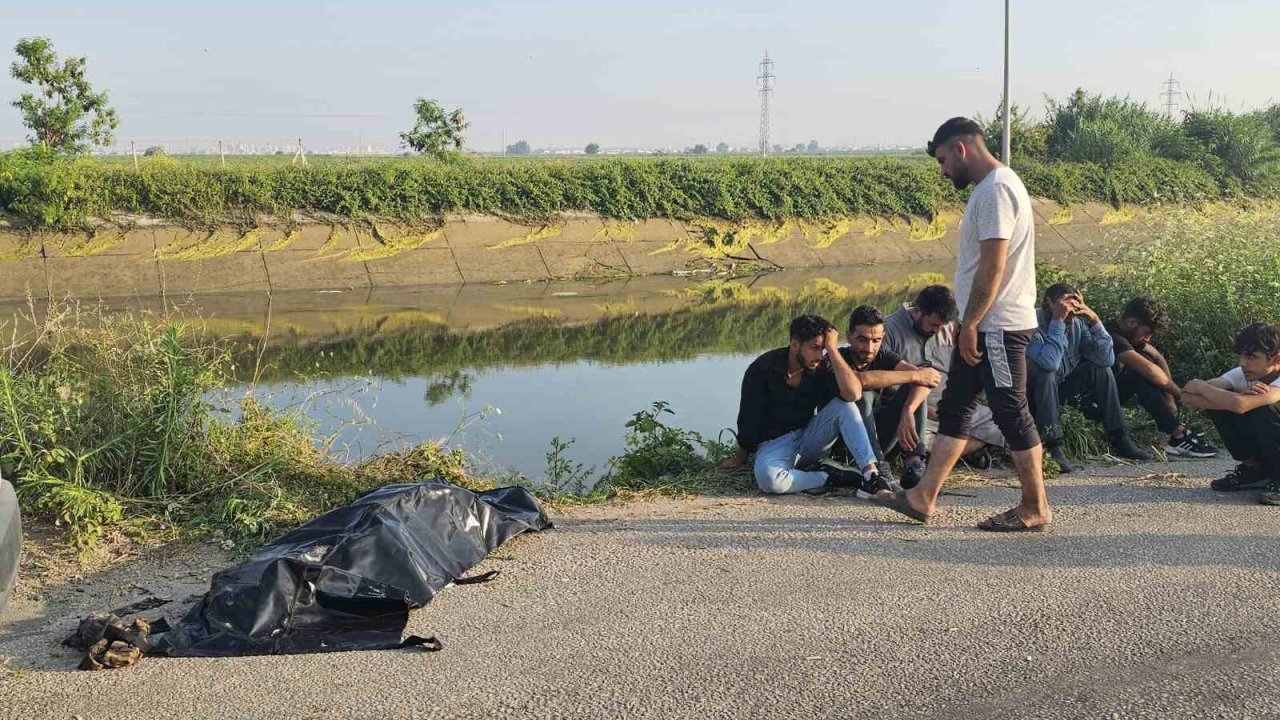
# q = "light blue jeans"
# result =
<box><xmin>753</xmin><ymin>398</ymin><xmax>878</xmax><ymax>494</ymax></box>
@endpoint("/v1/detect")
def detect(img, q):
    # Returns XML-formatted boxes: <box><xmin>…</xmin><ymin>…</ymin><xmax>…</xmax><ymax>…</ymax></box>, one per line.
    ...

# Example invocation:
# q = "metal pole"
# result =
<box><xmin>1002</xmin><ymin>0</ymin><xmax>1011</xmax><ymax>164</ymax></box>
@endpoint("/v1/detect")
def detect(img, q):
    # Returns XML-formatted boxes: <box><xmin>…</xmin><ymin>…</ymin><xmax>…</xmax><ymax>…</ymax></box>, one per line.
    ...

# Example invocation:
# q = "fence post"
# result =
<box><xmin>219</xmin><ymin>140</ymin><xmax>226</xmax><ymax>167</ymax></box>
<box><xmin>131</xmin><ymin>140</ymin><xmax>139</xmax><ymax>170</ymax></box>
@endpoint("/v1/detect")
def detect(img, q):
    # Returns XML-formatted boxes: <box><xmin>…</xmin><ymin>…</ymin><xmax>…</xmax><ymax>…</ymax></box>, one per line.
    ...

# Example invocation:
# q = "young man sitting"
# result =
<box><xmin>882</xmin><ymin>285</ymin><xmax>1011</xmax><ymax>479</ymax></box>
<box><xmin>719</xmin><ymin>315</ymin><xmax>891</xmax><ymax>498</ymax></box>
<box><xmin>1182</xmin><ymin>322</ymin><xmax>1280</xmax><ymax>505</ymax></box>
<box><xmin>1027</xmin><ymin>283</ymin><xmax>1152</xmax><ymax>472</ymax></box>
<box><xmin>1106</xmin><ymin>296</ymin><xmax>1217</xmax><ymax>458</ymax></box>
<box><xmin>840</xmin><ymin>305</ymin><xmax>941</xmax><ymax>489</ymax></box>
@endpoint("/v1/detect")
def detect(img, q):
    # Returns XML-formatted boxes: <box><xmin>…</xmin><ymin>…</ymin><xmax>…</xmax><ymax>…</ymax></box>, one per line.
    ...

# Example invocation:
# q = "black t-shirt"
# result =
<box><xmin>1105</xmin><ymin>320</ymin><xmax>1142</xmax><ymax>357</ymax></box>
<box><xmin>735</xmin><ymin>347</ymin><xmax>840</xmax><ymax>452</ymax></box>
<box><xmin>839</xmin><ymin>346</ymin><xmax>904</xmax><ymax>373</ymax></box>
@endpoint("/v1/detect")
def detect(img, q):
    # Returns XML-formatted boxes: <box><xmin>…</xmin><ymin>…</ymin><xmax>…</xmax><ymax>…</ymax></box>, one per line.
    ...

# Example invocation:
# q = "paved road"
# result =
<box><xmin>2</xmin><ymin>457</ymin><xmax>1278</xmax><ymax>719</ymax></box>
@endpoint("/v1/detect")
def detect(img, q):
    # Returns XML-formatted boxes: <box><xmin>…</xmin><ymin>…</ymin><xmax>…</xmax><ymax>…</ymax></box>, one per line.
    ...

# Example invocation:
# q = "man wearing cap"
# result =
<box><xmin>874</xmin><ymin>117</ymin><xmax>1050</xmax><ymax>532</ymax></box>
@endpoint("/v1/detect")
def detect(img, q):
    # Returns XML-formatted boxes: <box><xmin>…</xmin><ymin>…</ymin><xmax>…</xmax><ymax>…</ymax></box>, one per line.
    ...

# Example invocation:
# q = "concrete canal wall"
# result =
<box><xmin>0</xmin><ymin>199</ymin><xmax>1163</xmax><ymax>300</ymax></box>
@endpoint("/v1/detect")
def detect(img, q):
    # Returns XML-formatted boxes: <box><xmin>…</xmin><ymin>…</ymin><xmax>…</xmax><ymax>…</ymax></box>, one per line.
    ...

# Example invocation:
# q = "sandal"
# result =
<box><xmin>978</xmin><ymin>508</ymin><xmax>1050</xmax><ymax>533</ymax></box>
<box><xmin>870</xmin><ymin>489</ymin><xmax>931</xmax><ymax>523</ymax></box>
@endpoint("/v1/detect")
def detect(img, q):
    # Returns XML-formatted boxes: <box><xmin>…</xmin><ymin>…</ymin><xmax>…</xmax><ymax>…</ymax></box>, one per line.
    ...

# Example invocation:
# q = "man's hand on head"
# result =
<box><xmin>824</xmin><ymin>327</ymin><xmax>840</xmax><ymax>352</ymax></box>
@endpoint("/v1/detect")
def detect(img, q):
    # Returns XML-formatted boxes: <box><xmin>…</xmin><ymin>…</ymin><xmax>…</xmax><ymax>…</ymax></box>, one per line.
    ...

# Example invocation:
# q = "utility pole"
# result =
<box><xmin>219</xmin><ymin>139</ymin><xmax>226</xmax><ymax>166</ymax></box>
<box><xmin>1162</xmin><ymin>74</ymin><xmax>1181</xmax><ymax>119</ymax></box>
<box><xmin>131</xmin><ymin>140</ymin><xmax>138</xmax><ymax>171</ymax></box>
<box><xmin>1002</xmin><ymin>0</ymin><xmax>1011</xmax><ymax>164</ymax></box>
<box><xmin>758</xmin><ymin>52</ymin><xmax>775</xmax><ymax>156</ymax></box>
<box><xmin>292</xmin><ymin>137</ymin><xmax>308</xmax><ymax>166</ymax></box>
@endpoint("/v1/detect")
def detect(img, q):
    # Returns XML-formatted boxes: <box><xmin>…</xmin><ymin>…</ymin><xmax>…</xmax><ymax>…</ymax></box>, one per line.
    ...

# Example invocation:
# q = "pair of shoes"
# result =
<box><xmin>1164</xmin><ymin>429</ymin><xmax>1218</xmax><ymax>458</ymax></box>
<box><xmin>1047</xmin><ymin>445</ymin><xmax>1075</xmax><ymax>474</ymax></box>
<box><xmin>1260</xmin><ymin>479</ymin><xmax>1280</xmax><ymax>506</ymax></box>
<box><xmin>855</xmin><ymin>470</ymin><xmax>894</xmax><ymax>500</ymax></box>
<box><xmin>900</xmin><ymin>459</ymin><xmax>926</xmax><ymax>490</ymax></box>
<box><xmin>817</xmin><ymin>459</ymin><xmax>862</xmax><ymax>489</ymax></box>
<box><xmin>1210</xmin><ymin>464</ymin><xmax>1271</xmax><ymax>492</ymax></box>
<box><xmin>877</xmin><ymin>462</ymin><xmax>897</xmax><ymax>487</ymax></box>
<box><xmin>1110</xmin><ymin>434</ymin><xmax>1154</xmax><ymax>461</ymax></box>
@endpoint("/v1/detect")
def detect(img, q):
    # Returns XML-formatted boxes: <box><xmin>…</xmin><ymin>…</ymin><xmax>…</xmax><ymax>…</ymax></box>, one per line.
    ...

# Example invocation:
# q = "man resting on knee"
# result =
<box><xmin>720</xmin><ymin>315</ymin><xmax>891</xmax><ymax>497</ymax></box>
<box><xmin>1027</xmin><ymin>283</ymin><xmax>1152</xmax><ymax>472</ymax></box>
<box><xmin>1182</xmin><ymin>322</ymin><xmax>1280</xmax><ymax>505</ymax></box>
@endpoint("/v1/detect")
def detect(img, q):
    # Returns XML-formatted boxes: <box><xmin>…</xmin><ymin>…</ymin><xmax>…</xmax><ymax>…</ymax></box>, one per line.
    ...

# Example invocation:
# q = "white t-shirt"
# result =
<box><xmin>953</xmin><ymin>167</ymin><xmax>1038</xmax><ymax>332</ymax></box>
<box><xmin>1217</xmin><ymin>367</ymin><xmax>1280</xmax><ymax>392</ymax></box>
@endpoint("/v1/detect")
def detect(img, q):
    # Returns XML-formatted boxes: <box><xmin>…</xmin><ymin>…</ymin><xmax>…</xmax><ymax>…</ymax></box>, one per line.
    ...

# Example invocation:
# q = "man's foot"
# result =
<box><xmin>816</xmin><ymin>459</ymin><xmax>862</xmax><ymax>489</ymax></box>
<box><xmin>1211</xmin><ymin>463</ymin><xmax>1271</xmax><ymax>492</ymax></box>
<box><xmin>900</xmin><ymin>459</ymin><xmax>926</xmax><ymax>490</ymax></box>
<box><xmin>870</xmin><ymin>488</ymin><xmax>931</xmax><ymax>522</ymax></box>
<box><xmin>1164</xmin><ymin>429</ymin><xmax>1218</xmax><ymax>458</ymax></box>
<box><xmin>855</xmin><ymin>469</ymin><xmax>894</xmax><ymax>500</ymax></box>
<box><xmin>977</xmin><ymin>506</ymin><xmax>1052</xmax><ymax>532</ymax></box>
<box><xmin>1260</xmin><ymin>479</ymin><xmax>1280</xmax><ymax>506</ymax></box>
<box><xmin>1110</xmin><ymin>434</ymin><xmax>1154</xmax><ymax>461</ymax></box>
<box><xmin>1047</xmin><ymin>445</ymin><xmax>1075</xmax><ymax>474</ymax></box>
<box><xmin>876</xmin><ymin>462</ymin><xmax>896</xmax><ymax>487</ymax></box>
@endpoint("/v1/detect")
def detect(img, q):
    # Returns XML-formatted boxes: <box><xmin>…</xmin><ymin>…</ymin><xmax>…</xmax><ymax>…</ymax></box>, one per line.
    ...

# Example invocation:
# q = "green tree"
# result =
<box><xmin>585</xmin><ymin>142</ymin><xmax>600</xmax><ymax>155</ymax></box>
<box><xmin>806</xmin><ymin>139</ymin><xmax>820</xmax><ymax>152</ymax></box>
<box><xmin>1044</xmin><ymin>89</ymin><xmax>1178</xmax><ymax>164</ymax></box>
<box><xmin>506</xmin><ymin>140</ymin><xmax>531</xmax><ymax>155</ymax></box>
<box><xmin>9</xmin><ymin>36</ymin><xmax>119</xmax><ymax>154</ymax></box>
<box><xmin>143</xmin><ymin>145</ymin><xmax>165</xmax><ymax>157</ymax></box>
<box><xmin>399</xmin><ymin>98</ymin><xmax>468</xmax><ymax>159</ymax></box>
<box><xmin>691</xmin><ymin>143</ymin><xmax>708</xmax><ymax>154</ymax></box>
<box><xmin>715</xmin><ymin>142</ymin><xmax>729</xmax><ymax>153</ymax></box>
<box><xmin>978</xmin><ymin>100</ymin><xmax>1049</xmax><ymax>162</ymax></box>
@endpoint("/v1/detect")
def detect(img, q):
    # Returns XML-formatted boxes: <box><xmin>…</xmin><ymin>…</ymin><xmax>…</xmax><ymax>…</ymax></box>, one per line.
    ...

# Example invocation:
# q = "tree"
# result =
<box><xmin>806</xmin><ymin>139</ymin><xmax>820</xmax><ymax>152</ymax></box>
<box><xmin>978</xmin><ymin>99</ymin><xmax>1049</xmax><ymax>162</ymax></box>
<box><xmin>716</xmin><ymin>142</ymin><xmax>729</xmax><ymax>153</ymax></box>
<box><xmin>585</xmin><ymin>142</ymin><xmax>600</xmax><ymax>155</ymax></box>
<box><xmin>793</xmin><ymin>143</ymin><xmax>805</xmax><ymax>153</ymax></box>
<box><xmin>399</xmin><ymin>97</ymin><xmax>468</xmax><ymax>159</ymax></box>
<box><xmin>506</xmin><ymin>140</ymin><xmax>530</xmax><ymax>155</ymax></box>
<box><xmin>143</xmin><ymin>146</ymin><xmax>165</xmax><ymax>157</ymax></box>
<box><xmin>9</xmin><ymin>37</ymin><xmax>119</xmax><ymax>154</ymax></box>
<box><xmin>691</xmin><ymin>143</ymin><xmax>708</xmax><ymax>154</ymax></box>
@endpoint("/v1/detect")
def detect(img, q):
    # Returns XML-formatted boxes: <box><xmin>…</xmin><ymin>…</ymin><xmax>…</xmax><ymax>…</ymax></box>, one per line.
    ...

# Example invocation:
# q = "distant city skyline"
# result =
<box><xmin>1</xmin><ymin>1</ymin><xmax>1277</xmax><ymax>153</ymax></box>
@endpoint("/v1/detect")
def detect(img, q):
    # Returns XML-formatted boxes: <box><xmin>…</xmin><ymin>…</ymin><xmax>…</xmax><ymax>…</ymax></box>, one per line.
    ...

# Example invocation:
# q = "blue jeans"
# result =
<box><xmin>753</xmin><ymin>398</ymin><xmax>878</xmax><ymax>494</ymax></box>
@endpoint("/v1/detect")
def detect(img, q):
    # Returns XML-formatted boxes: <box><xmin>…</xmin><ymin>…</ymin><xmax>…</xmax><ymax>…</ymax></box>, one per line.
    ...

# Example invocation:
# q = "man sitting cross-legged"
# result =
<box><xmin>841</xmin><ymin>305</ymin><xmax>941</xmax><ymax>490</ymax></box>
<box><xmin>1027</xmin><ymin>283</ymin><xmax>1152</xmax><ymax>472</ymax></box>
<box><xmin>883</xmin><ymin>285</ymin><xmax>1012</xmax><ymax>482</ymax></box>
<box><xmin>1182</xmin><ymin>322</ymin><xmax>1280</xmax><ymax>505</ymax></box>
<box><xmin>1106</xmin><ymin>295</ymin><xmax>1217</xmax><ymax>459</ymax></box>
<box><xmin>719</xmin><ymin>314</ymin><xmax>892</xmax><ymax>498</ymax></box>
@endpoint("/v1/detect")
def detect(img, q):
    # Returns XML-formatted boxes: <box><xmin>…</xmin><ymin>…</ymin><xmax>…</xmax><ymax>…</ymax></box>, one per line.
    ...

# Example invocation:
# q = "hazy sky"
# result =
<box><xmin>1</xmin><ymin>1</ymin><xmax>1276</xmax><ymax>152</ymax></box>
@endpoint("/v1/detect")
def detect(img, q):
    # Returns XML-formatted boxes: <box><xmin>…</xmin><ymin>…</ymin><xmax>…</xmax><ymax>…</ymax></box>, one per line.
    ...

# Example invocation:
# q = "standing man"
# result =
<box><xmin>720</xmin><ymin>315</ymin><xmax>891</xmax><ymax>497</ymax></box>
<box><xmin>875</xmin><ymin>117</ymin><xmax>1049</xmax><ymax>532</ymax></box>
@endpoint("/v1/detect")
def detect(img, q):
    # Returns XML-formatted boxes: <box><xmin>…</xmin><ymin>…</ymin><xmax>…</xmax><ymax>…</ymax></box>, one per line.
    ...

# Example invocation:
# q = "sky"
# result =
<box><xmin>0</xmin><ymin>1</ymin><xmax>1276</xmax><ymax>152</ymax></box>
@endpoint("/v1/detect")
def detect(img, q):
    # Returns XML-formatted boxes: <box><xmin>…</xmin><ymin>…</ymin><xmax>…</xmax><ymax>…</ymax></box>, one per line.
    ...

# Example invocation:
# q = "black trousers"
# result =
<box><xmin>1209</xmin><ymin>405</ymin><xmax>1280</xmax><ymax>474</ymax></box>
<box><xmin>1114</xmin><ymin>367</ymin><xmax>1181</xmax><ymax>434</ymax></box>
<box><xmin>1029</xmin><ymin>362</ymin><xmax>1125</xmax><ymax>447</ymax></box>
<box><xmin>938</xmin><ymin>329</ymin><xmax>1040</xmax><ymax>452</ymax></box>
<box><xmin>858</xmin><ymin>389</ymin><xmax>927</xmax><ymax>463</ymax></box>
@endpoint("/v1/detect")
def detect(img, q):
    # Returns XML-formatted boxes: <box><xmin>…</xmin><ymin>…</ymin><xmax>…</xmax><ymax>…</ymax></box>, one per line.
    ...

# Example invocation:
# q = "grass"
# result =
<box><xmin>0</xmin><ymin>150</ymin><xmax>1246</xmax><ymax>231</ymax></box>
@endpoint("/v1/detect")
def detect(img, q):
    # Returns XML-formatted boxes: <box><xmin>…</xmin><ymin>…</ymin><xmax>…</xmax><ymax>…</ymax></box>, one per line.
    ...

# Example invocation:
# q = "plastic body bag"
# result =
<box><xmin>154</xmin><ymin>481</ymin><xmax>551</xmax><ymax>657</ymax></box>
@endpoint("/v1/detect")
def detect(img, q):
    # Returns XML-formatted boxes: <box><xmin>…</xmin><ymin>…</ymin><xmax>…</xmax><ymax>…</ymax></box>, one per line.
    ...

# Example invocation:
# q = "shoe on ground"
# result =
<box><xmin>1047</xmin><ymin>445</ymin><xmax>1075</xmax><ymax>474</ymax></box>
<box><xmin>1260</xmin><ymin>479</ymin><xmax>1280</xmax><ymax>506</ymax></box>
<box><xmin>817</xmin><ymin>459</ymin><xmax>863</xmax><ymax>489</ymax></box>
<box><xmin>1210</xmin><ymin>464</ymin><xmax>1271</xmax><ymax>492</ymax></box>
<box><xmin>1164</xmin><ymin>429</ymin><xmax>1218</xmax><ymax>459</ymax></box>
<box><xmin>1110</xmin><ymin>434</ymin><xmax>1154</xmax><ymax>461</ymax></box>
<box><xmin>900</xmin><ymin>459</ymin><xmax>926</xmax><ymax>490</ymax></box>
<box><xmin>855</xmin><ymin>470</ymin><xmax>894</xmax><ymax>500</ymax></box>
<box><xmin>877</xmin><ymin>462</ymin><xmax>896</xmax><ymax>487</ymax></box>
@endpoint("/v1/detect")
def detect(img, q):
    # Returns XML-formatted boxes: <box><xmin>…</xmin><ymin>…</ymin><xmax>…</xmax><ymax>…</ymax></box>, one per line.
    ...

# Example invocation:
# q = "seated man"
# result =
<box><xmin>720</xmin><ymin>314</ymin><xmax>891</xmax><ymax>497</ymax></box>
<box><xmin>841</xmin><ymin>305</ymin><xmax>940</xmax><ymax>489</ymax></box>
<box><xmin>1027</xmin><ymin>283</ymin><xmax>1151</xmax><ymax>472</ymax></box>
<box><xmin>1106</xmin><ymin>296</ymin><xmax>1217</xmax><ymax>458</ymax></box>
<box><xmin>1182</xmin><ymin>322</ymin><xmax>1280</xmax><ymax>505</ymax></box>
<box><xmin>882</xmin><ymin>285</ymin><xmax>1009</xmax><ymax>478</ymax></box>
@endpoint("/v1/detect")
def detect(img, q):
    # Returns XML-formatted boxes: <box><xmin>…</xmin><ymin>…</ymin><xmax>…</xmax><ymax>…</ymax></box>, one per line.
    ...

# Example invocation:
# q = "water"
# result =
<box><xmin>3</xmin><ymin>261</ymin><xmax>961</xmax><ymax>481</ymax></box>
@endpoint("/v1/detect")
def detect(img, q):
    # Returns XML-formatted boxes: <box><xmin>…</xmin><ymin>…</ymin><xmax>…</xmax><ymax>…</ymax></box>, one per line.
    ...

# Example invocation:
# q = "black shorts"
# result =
<box><xmin>937</xmin><ymin>329</ymin><xmax>1041</xmax><ymax>452</ymax></box>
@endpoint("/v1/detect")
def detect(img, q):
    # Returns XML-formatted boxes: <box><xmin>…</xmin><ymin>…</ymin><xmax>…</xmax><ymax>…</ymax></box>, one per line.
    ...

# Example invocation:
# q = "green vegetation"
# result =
<box><xmin>399</xmin><ymin>98</ymin><xmax>469</xmax><ymax>160</ymax></box>
<box><xmin>9</xmin><ymin>37</ymin><xmax>118</xmax><ymax>154</ymax></box>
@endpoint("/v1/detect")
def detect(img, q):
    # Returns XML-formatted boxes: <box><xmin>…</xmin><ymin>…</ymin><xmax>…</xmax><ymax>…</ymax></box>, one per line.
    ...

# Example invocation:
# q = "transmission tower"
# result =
<box><xmin>758</xmin><ymin>52</ymin><xmax>775</xmax><ymax>156</ymax></box>
<box><xmin>1162</xmin><ymin>74</ymin><xmax>1181</xmax><ymax>119</ymax></box>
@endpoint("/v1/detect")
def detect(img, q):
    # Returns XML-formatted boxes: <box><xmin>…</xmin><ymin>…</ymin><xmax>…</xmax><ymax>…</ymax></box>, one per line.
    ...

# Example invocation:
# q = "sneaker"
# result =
<box><xmin>855</xmin><ymin>470</ymin><xmax>894</xmax><ymax>500</ymax></box>
<box><xmin>1260</xmin><ymin>479</ymin><xmax>1280</xmax><ymax>506</ymax></box>
<box><xmin>817</xmin><ymin>459</ymin><xmax>862</xmax><ymax>489</ymax></box>
<box><xmin>1110</xmin><ymin>434</ymin><xmax>1155</xmax><ymax>461</ymax></box>
<box><xmin>1164</xmin><ymin>429</ymin><xmax>1218</xmax><ymax>459</ymax></box>
<box><xmin>877</xmin><ymin>462</ymin><xmax>896</xmax><ymax>487</ymax></box>
<box><xmin>900</xmin><ymin>459</ymin><xmax>926</xmax><ymax>490</ymax></box>
<box><xmin>1210</xmin><ymin>464</ymin><xmax>1271</xmax><ymax>492</ymax></box>
<box><xmin>1047</xmin><ymin>445</ymin><xmax>1075</xmax><ymax>474</ymax></box>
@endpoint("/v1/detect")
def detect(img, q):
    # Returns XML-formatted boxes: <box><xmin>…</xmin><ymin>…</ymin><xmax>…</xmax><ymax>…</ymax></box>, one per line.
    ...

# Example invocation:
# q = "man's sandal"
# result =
<box><xmin>870</xmin><ymin>489</ymin><xmax>931</xmax><ymax>523</ymax></box>
<box><xmin>977</xmin><ymin>508</ymin><xmax>1050</xmax><ymax>533</ymax></box>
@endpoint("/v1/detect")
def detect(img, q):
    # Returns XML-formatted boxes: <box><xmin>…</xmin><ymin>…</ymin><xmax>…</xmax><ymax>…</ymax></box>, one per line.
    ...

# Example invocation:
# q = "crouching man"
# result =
<box><xmin>719</xmin><ymin>315</ymin><xmax>891</xmax><ymax>497</ymax></box>
<box><xmin>1182</xmin><ymin>322</ymin><xmax>1280</xmax><ymax>505</ymax></box>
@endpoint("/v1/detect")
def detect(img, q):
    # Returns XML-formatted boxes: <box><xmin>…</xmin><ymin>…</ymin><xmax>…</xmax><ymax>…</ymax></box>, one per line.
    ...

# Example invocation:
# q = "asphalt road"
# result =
<box><xmin>2</xmin><ymin>457</ymin><xmax>1278</xmax><ymax>719</ymax></box>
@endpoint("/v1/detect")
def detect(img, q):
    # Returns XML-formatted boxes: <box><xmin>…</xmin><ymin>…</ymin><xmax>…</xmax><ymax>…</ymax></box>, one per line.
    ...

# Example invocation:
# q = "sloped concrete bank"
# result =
<box><xmin>0</xmin><ymin>199</ymin><xmax>1164</xmax><ymax>300</ymax></box>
